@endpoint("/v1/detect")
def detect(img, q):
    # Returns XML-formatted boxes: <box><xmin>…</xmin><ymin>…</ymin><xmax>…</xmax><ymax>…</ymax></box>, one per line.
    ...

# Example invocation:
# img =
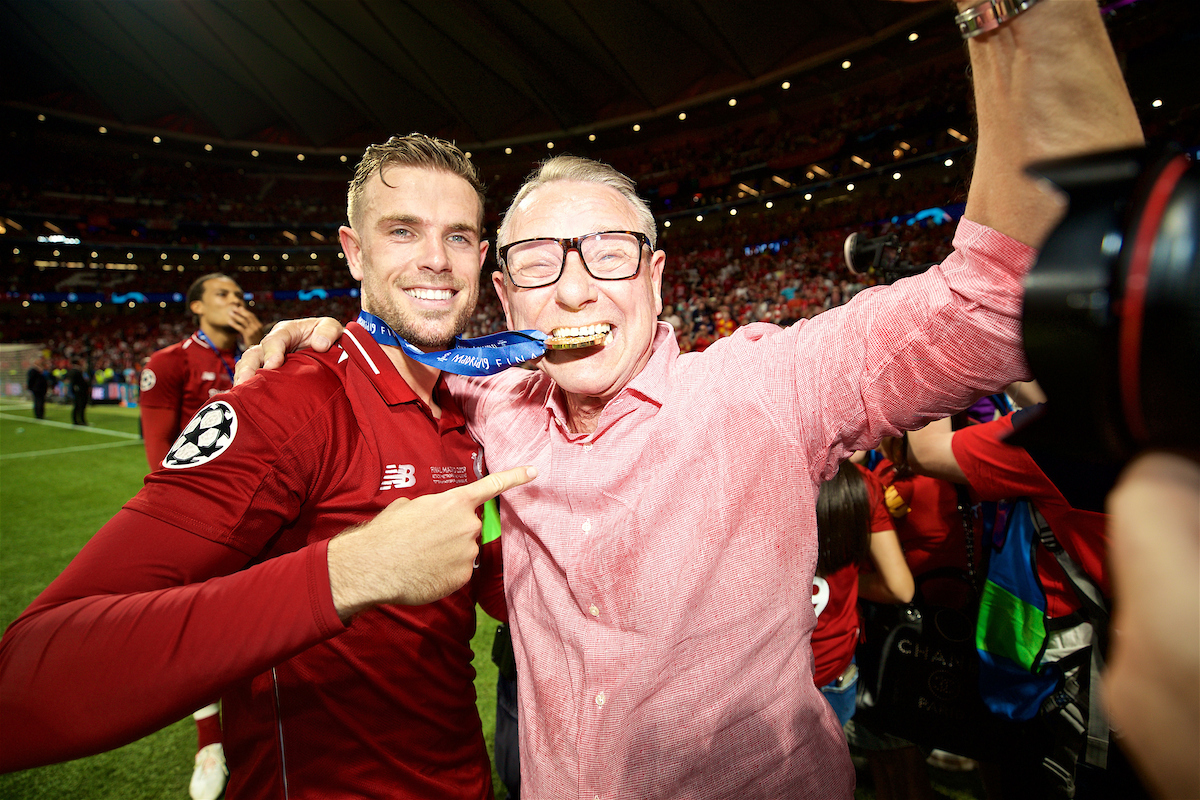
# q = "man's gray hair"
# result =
<box><xmin>497</xmin><ymin>156</ymin><xmax>657</xmax><ymax>250</ymax></box>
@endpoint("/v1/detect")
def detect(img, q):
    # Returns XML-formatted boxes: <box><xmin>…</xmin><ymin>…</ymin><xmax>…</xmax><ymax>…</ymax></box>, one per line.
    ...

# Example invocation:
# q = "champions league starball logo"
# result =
<box><xmin>163</xmin><ymin>401</ymin><xmax>238</xmax><ymax>469</ymax></box>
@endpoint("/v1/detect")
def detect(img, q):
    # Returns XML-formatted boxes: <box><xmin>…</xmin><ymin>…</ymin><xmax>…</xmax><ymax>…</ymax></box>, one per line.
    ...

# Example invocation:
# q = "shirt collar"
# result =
<box><xmin>191</xmin><ymin>330</ymin><xmax>239</xmax><ymax>355</ymax></box>
<box><xmin>623</xmin><ymin>322</ymin><xmax>676</xmax><ymax>405</ymax></box>
<box><xmin>340</xmin><ymin>320</ymin><xmax>466</xmax><ymax>428</ymax></box>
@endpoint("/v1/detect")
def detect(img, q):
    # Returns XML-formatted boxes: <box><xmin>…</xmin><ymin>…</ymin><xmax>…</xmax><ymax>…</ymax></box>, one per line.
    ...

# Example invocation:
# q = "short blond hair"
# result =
<box><xmin>497</xmin><ymin>156</ymin><xmax>657</xmax><ymax>250</ymax></box>
<box><xmin>347</xmin><ymin>134</ymin><xmax>485</xmax><ymax>228</ymax></box>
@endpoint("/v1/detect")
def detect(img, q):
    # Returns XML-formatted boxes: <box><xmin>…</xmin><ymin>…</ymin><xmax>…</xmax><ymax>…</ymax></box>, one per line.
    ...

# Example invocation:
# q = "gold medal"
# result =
<box><xmin>543</xmin><ymin>331</ymin><xmax>608</xmax><ymax>350</ymax></box>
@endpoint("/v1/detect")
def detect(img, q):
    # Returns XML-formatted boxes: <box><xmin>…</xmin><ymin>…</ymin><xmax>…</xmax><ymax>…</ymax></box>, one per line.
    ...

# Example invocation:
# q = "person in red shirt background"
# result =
<box><xmin>905</xmin><ymin>408</ymin><xmax>1129</xmax><ymax>799</ymax></box>
<box><xmin>140</xmin><ymin>273</ymin><xmax>265</xmax><ymax>470</ymax></box>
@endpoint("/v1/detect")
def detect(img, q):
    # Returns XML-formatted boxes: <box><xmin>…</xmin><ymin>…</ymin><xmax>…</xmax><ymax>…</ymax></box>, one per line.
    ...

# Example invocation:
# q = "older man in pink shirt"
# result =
<box><xmin>251</xmin><ymin>2</ymin><xmax>1142</xmax><ymax>796</ymax></box>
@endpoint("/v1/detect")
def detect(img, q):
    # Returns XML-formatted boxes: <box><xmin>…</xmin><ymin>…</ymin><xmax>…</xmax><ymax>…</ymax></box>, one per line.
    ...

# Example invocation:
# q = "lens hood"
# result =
<box><xmin>1020</xmin><ymin>147</ymin><xmax>1199</xmax><ymax>462</ymax></box>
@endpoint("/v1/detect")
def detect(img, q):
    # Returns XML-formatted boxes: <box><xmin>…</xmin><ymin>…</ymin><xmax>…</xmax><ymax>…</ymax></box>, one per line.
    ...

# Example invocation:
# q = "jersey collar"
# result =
<box><xmin>340</xmin><ymin>320</ymin><xmax>466</xmax><ymax>428</ymax></box>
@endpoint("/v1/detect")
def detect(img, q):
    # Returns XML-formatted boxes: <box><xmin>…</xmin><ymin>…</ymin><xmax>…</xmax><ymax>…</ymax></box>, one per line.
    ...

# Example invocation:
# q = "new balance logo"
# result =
<box><xmin>380</xmin><ymin>464</ymin><xmax>416</xmax><ymax>490</ymax></box>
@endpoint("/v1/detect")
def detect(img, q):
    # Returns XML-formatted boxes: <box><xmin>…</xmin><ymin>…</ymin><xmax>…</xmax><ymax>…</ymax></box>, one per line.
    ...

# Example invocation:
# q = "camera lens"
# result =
<box><xmin>1022</xmin><ymin>148</ymin><xmax>1199</xmax><ymax>462</ymax></box>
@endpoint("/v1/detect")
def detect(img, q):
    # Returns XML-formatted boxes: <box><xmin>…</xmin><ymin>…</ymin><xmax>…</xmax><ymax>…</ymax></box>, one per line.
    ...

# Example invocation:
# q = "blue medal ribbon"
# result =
<box><xmin>195</xmin><ymin>329</ymin><xmax>241</xmax><ymax>382</ymax></box>
<box><xmin>355</xmin><ymin>311</ymin><xmax>547</xmax><ymax>376</ymax></box>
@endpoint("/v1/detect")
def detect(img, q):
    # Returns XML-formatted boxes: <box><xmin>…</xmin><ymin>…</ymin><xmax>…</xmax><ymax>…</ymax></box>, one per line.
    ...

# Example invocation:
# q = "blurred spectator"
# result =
<box><xmin>26</xmin><ymin>358</ymin><xmax>48</xmax><ymax>419</ymax></box>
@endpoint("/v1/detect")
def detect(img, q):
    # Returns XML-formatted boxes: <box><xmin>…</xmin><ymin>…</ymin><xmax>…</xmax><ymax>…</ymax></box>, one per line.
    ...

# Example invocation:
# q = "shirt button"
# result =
<box><xmin>581</xmin><ymin>519</ymin><xmax>591</xmax><ymax>533</ymax></box>
<box><xmin>595</xmin><ymin>692</ymin><xmax>606</xmax><ymax>707</ymax></box>
<box><xmin>589</xmin><ymin>604</ymin><xmax>600</xmax><ymax>617</ymax></box>
<box><xmin>583</xmin><ymin>443</ymin><xmax>593</xmax><ymax>451</ymax></box>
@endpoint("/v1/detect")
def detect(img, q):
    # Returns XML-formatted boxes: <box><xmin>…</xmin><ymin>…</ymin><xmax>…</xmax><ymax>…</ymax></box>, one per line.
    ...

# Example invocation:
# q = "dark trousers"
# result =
<box><xmin>72</xmin><ymin>394</ymin><xmax>87</xmax><ymax>425</ymax></box>
<box><xmin>495</xmin><ymin>671</ymin><xmax>520</xmax><ymax>800</ymax></box>
<box><xmin>32</xmin><ymin>391</ymin><xmax>46</xmax><ymax>420</ymax></box>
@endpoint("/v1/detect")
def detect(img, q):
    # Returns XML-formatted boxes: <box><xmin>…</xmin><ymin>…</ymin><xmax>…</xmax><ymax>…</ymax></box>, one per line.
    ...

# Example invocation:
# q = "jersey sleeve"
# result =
<box><xmin>0</xmin><ymin>509</ymin><xmax>345</xmax><ymax>772</ymax></box>
<box><xmin>857</xmin><ymin>463</ymin><xmax>894</xmax><ymax>533</ymax></box>
<box><xmin>126</xmin><ymin>358</ymin><xmax>342</xmax><ymax>556</ymax></box>
<box><xmin>139</xmin><ymin>347</ymin><xmax>186</xmax><ymax>468</ymax></box>
<box><xmin>950</xmin><ymin>414</ymin><xmax>1055</xmax><ymax>502</ymax></box>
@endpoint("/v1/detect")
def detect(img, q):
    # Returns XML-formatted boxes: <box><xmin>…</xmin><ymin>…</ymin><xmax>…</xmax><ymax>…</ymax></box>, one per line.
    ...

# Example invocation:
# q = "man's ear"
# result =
<box><xmin>650</xmin><ymin>249</ymin><xmax>666</xmax><ymax>317</ymax></box>
<box><xmin>339</xmin><ymin>226</ymin><xmax>364</xmax><ymax>282</ymax></box>
<box><xmin>492</xmin><ymin>270</ymin><xmax>516</xmax><ymax>330</ymax></box>
<box><xmin>189</xmin><ymin>299</ymin><xmax>205</xmax><ymax>317</ymax></box>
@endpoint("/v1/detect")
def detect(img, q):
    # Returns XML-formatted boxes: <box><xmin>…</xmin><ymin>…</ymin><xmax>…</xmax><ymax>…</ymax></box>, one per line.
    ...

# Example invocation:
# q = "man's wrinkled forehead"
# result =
<box><xmin>506</xmin><ymin>180</ymin><xmax>639</xmax><ymax>239</ymax></box>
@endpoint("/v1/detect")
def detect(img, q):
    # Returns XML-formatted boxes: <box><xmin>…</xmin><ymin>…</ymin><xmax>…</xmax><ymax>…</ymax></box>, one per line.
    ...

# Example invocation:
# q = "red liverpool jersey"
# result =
<box><xmin>2</xmin><ymin>321</ymin><xmax>505</xmax><ymax>799</ymax></box>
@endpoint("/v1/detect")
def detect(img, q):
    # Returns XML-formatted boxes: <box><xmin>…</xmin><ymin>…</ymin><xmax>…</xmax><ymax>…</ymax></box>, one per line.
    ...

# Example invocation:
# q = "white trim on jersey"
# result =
<box><xmin>343</xmin><ymin>329</ymin><xmax>380</xmax><ymax>375</ymax></box>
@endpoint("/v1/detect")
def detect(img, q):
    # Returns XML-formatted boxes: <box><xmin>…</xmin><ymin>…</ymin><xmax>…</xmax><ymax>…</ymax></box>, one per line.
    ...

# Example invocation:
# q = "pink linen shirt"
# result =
<box><xmin>452</xmin><ymin>219</ymin><xmax>1035</xmax><ymax>799</ymax></box>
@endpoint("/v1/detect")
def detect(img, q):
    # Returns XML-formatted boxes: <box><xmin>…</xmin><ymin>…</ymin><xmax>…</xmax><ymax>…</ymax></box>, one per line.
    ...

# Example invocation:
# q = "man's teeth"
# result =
<box><xmin>551</xmin><ymin>324</ymin><xmax>611</xmax><ymax>339</ymax></box>
<box><xmin>406</xmin><ymin>288</ymin><xmax>453</xmax><ymax>301</ymax></box>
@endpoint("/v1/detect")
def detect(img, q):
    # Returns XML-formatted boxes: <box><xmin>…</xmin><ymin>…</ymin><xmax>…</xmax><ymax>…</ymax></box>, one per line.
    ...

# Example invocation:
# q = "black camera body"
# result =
<box><xmin>1021</xmin><ymin>147</ymin><xmax>1199</xmax><ymax>463</ymax></box>
<box><xmin>843</xmin><ymin>231</ymin><xmax>935</xmax><ymax>286</ymax></box>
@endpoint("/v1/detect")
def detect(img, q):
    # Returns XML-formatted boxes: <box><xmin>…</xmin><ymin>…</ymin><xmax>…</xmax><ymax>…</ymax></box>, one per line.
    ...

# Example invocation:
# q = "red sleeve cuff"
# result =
<box><xmin>308</xmin><ymin>538</ymin><xmax>348</xmax><ymax>637</ymax></box>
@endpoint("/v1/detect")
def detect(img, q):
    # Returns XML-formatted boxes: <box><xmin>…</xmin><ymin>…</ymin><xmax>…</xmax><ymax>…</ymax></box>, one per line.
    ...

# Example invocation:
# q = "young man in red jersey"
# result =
<box><xmin>1</xmin><ymin>134</ymin><xmax>536</xmax><ymax>800</ymax></box>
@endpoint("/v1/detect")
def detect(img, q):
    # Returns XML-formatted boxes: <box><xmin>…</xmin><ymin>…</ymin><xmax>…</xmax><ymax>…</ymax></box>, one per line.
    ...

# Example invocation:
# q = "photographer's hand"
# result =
<box><xmin>1105</xmin><ymin>451</ymin><xmax>1200</xmax><ymax>800</ymax></box>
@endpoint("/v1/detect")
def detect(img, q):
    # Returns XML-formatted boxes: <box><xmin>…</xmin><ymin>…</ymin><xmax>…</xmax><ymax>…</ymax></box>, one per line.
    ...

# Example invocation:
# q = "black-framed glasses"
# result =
<box><xmin>498</xmin><ymin>230</ymin><xmax>650</xmax><ymax>289</ymax></box>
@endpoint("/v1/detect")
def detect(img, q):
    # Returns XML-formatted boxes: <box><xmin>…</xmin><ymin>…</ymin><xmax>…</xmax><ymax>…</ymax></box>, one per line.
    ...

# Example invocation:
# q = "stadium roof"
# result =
<box><xmin>3</xmin><ymin>0</ymin><xmax>945</xmax><ymax>153</ymax></box>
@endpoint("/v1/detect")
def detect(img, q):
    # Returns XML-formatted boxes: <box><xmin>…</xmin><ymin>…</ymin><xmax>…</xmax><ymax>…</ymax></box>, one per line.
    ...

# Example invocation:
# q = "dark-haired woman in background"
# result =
<box><xmin>811</xmin><ymin>460</ymin><xmax>914</xmax><ymax>727</ymax></box>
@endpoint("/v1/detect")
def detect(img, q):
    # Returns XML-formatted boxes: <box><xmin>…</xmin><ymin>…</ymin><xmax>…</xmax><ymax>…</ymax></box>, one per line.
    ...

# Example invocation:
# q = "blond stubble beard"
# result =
<box><xmin>361</xmin><ymin>279</ymin><xmax>478</xmax><ymax>351</ymax></box>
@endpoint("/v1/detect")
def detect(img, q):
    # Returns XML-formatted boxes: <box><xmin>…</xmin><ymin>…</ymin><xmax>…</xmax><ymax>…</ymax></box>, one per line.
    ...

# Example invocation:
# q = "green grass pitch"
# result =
<box><xmin>0</xmin><ymin>399</ymin><xmax>506</xmax><ymax>799</ymax></box>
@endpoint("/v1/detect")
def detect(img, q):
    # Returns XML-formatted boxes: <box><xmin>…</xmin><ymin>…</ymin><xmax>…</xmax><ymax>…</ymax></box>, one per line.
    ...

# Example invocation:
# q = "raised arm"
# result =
<box><xmin>957</xmin><ymin>0</ymin><xmax>1144</xmax><ymax>246</ymax></box>
<box><xmin>798</xmin><ymin>0</ymin><xmax>1147</xmax><ymax>472</ymax></box>
<box><xmin>904</xmin><ymin>416</ymin><xmax>967</xmax><ymax>484</ymax></box>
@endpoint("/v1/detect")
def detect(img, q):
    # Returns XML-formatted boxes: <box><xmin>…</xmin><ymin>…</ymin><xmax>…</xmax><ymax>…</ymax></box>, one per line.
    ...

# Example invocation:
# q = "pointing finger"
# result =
<box><xmin>453</xmin><ymin>466</ymin><xmax>538</xmax><ymax>507</ymax></box>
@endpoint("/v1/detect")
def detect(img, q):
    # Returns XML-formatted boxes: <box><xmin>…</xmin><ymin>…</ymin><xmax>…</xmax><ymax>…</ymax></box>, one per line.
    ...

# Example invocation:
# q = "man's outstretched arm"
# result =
<box><xmin>0</xmin><ymin>466</ymin><xmax>535</xmax><ymax>772</ymax></box>
<box><xmin>235</xmin><ymin>317</ymin><xmax>344</xmax><ymax>380</ymax></box>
